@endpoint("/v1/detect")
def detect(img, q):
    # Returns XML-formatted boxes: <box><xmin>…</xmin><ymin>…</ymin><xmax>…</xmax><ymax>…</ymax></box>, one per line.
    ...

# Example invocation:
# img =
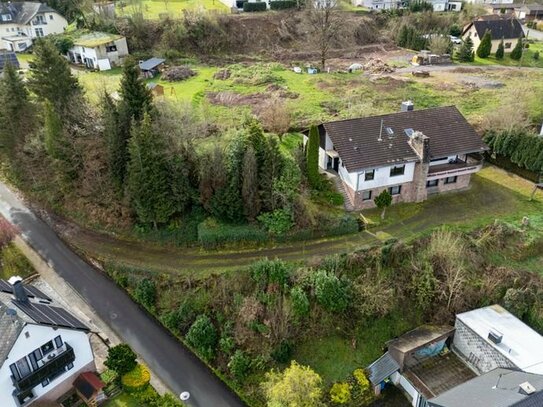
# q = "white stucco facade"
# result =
<box><xmin>67</xmin><ymin>35</ymin><xmax>129</xmax><ymax>71</ymax></box>
<box><xmin>0</xmin><ymin>324</ymin><xmax>94</xmax><ymax>407</ymax></box>
<box><xmin>1</xmin><ymin>9</ymin><xmax>67</xmax><ymax>52</ymax></box>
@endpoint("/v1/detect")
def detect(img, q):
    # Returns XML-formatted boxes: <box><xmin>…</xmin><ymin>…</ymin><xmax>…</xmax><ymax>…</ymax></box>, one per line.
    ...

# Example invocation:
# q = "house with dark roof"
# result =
<box><xmin>516</xmin><ymin>4</ymin><xmax>543</xmax><ymax>21</ymax></box>
<box><xmin>366</xmin><ymin>305</ymin><xmax>543</xmax><ymax>407</ymax></box>
<box><xmin>0</xmin><ymin>277</ymin><xmax>95</xmax><ymax>407</ymax></box>
<box><xmin>310</xmin><ymin>103</ymin><xmax>487</xmax><ymax>210</ymax></box>
<box><xmin>0</xmin><ymin>2</ymin><xmax>67</xmax><ymax>52</ymax></box>
<box><xmin>139</xmin><ymin>57</ymin><xmax>166</xmax><ymax>78</ymax></box>
<box><xmin>462</xmin><ymin>16</ymin><xmax>524</xmax><ymax>54</ymax></box>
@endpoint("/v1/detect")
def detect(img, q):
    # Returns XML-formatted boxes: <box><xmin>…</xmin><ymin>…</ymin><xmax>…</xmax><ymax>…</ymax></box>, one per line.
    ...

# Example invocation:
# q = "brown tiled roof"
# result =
<box><xmin>322</xmin><ymin>106</ymin><xmax>488</xmax><ymax>173</ymax></box>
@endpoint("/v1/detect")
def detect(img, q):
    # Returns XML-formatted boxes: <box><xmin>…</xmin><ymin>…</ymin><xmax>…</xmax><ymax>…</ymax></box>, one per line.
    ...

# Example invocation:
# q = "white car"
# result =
<box><xmin>449</xmin><ymin>35</ymin><xmax>462</xmax><ymax>45</ymax></box>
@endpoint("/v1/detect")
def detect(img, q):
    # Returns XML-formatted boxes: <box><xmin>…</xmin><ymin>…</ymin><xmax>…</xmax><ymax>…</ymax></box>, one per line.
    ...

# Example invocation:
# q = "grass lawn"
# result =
<box><xmin>0</xmin><ymin>243</ymin><xmax>35</xmax><ymax>280</ymax></box>
<box><xmin>294</xmin><ymin>312</ymin><xmax>418</xmax><ymax>383</ymax></box>
<box><xmin>471</xmin><ymin>41</ymin><xmax>543</xmax><ymax>69</ymax></box>
<box><xmin>117</xmin><ymin>0</ymin><xmax>227</xmax><ymax>19</ymax></box>
<box><xmin>104</xmin><ymin>393</ymin><xmax>140</xmax><ymax>407</ymax></box>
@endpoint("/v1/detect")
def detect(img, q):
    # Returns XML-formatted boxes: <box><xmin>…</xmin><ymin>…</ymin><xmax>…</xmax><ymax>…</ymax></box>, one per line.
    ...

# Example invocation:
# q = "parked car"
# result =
<box><xmin>449</xmin><ymin>35</ymin><xmax>462</xmax><ymax>45</ymax></box>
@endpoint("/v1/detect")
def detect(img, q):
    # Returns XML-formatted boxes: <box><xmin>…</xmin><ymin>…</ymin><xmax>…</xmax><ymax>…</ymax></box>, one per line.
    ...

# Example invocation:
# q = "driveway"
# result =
<box><xmin>0</xmin><ymin>181</ymin><xmax>245</xmax><ymax>407</ymax></box>
<box><xmin>523</xmin><ymin>24</ymin><xmax>543</xmax><ymax>41</ymax></box>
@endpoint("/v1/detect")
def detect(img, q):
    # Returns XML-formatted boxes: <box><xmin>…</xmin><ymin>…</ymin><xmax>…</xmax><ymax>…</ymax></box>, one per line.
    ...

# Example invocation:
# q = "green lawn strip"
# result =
<box><xmin>0</xmin><ymin>243</ymin><xmax>35</xmax><ymax>280</ymax></box>
<box><xmin>103</xmin><ymin>393</ymin><xmax>140</xmax><ymax>407</ymax></box>
<box><xmin>469</xmin><ymin>42</ymin><xmax>543</xmax><ymax>69</ymax></box>
<box><xmin>117</xmin><ymin>0</ymin><xmax>227</xmax><ymax>19</ymax></box>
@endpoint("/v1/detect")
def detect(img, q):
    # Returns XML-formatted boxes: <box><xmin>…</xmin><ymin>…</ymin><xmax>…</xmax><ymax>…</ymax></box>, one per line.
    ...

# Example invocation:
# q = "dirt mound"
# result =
<box><xmin>213</xmin><ymin>69</ymin><xmax>231</xmax><ymax>80</ymax></box>
<box><xmin>207</xmin><ymin>91</ymin><xmax>267</xmax><ymax>107</ymax></box>
<box><xmin>363</xmin><ymin>58</ymin><xmax>394</xmax><ymax>74</ymax></box>
<box><xmin>162</xmin><ymin>66</ymin><xmax>196</xmax><ymax>82</ymax></box>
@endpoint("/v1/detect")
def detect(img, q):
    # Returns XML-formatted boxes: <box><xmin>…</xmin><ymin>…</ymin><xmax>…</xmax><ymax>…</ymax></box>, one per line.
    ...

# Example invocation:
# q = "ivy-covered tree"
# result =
<box><xmin>510</xmin><ymin>36</ymin><xmax>523</xmax><ymax>61</ymax></box>
<box><xmin>374</xmin><ymin>189</ymin><xmax>392</xmax><ymax>220</ymax></box>
<box><xmin>169</xmin><ymin>143</ymin><xmax>199</xmax><ymax>216</ymax></box>
<box><xmin>0</xmin><ymin>62</ymin><xmax>32</xmax><ymax>164</ymax></box>
<box><xmin>476</xmin><ymin>30</ymin><xmax>492</xmax><ymax>58</ymax></box>
<box><xmin>495</xmin><ymin>39</ymin><xmax>505</xmax><ymax>60</ymax></box>
<box><xmin>101</xmin><ymin>93</ymin><xmax>126</xmax><ymax>189</ymax></box>
<box><xmin>242</xmin><ymin>145</ymin><xmax>260</xmax><ymax>221</ymax></box>
<box><xmin>28</xmin><ymin>39</ymin><xmax>82</xmax><ymax>111</ymax></box>
<box><xmin>457</xmin><ymin>37</ymin><xmax>474</xmax><ymax>62</ymax></box>
<box><xmin>127</xmin><ymin>113</ymin><xmax>175</xmax><ymax>228</ymax></box>
<box><xmin>306</xmin><ymin>125</ymin><xmax>320</xmax><ymax>189</ymax></box>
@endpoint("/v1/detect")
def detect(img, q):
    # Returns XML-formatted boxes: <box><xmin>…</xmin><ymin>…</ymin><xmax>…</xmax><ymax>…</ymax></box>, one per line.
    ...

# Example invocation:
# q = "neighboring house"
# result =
<box><xmin>367</xmin><ymin>305</ymin><xmax>543</xmax><ymax>407</ymax></box>
<box><xmin>0</xmin><ymin>277</ymin><xmax>95</xmax><ymax>407</ymax></box>
<box><xmin>0</xmin><ymin>2</ymin><xmax>67</xmax><ymax>52</ymax></box>
<box><xmin>516</xmin><ymin>4</ymin><xmax>543</xmax><ymax>21</ymax></box>
<box><xmin>483</xmin><ymin>3</ymin><xmax>517</xmax><ymax>15</ymax></box>
<box><xmin>428</xmin><ymin>368</ymin><xmax>543</xmax><ymax>407</ymax></box>
<box><xmin>309</xmin><ymin>103</ymin><xmax>487</xmax><ymax>210</ymax></box>
<box><xmin>0</xmin><ymin>50</ymin><xmax>19</xmax><ymax>72</ymax></box>
<box><xmin>139</xmin><ymin>57</ymin><xmax>166</xmax><ymax>78</ymax></box>
<box><xmin>462</xmin><ymin>17</ymin><xmax>524</xmax><ymax>54</ymax></box>
<box><xmin>463</xmin><ymin>0</ymin><xmax>513</xmax><ymax>4</ymax></box>
<box><xmin>360</xmin><ymin>0</ymin><xmax>461</xmax><ymax>11</ymax></box>
<box><xmin>66</xmin><ymin>31</ymin><xmax>129</xmax><ymax>71</ymax></box>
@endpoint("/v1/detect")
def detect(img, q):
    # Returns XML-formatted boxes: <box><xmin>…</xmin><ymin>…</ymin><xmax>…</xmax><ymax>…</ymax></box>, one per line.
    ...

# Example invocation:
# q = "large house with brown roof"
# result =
<box><xmin>312</xmin><ymin>103</ymin><xmax>488</xmax><ymax>210</ymax></box>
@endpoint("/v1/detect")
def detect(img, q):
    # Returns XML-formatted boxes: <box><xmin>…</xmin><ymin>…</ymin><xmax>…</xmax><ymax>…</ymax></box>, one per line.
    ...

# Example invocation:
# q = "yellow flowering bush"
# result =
<box><xmin>121</xmin><ymin>363</ymin><xmax>151</xmax><ymax>392</ymax></box>
<box><xmin>330</xmin><ymin>382</ymin><xmax>352</xmax><ymax>404</ymax></box>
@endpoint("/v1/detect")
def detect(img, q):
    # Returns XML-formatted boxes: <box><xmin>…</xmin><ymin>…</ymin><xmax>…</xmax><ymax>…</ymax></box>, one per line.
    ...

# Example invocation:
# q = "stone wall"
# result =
<box><xmin>453</xmin><ymin>319</ymin><xmax>516</xmax><ymax>374</ymax></box>
<box><xmin>343</xmin><ymin>180</ymin><xmax>417</xmax><ymax>210</ymax></box>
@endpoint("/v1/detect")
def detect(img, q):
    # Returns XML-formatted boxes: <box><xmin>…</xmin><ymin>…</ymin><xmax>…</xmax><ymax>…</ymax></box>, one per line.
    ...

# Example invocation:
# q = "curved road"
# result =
<box><xmin>0</xmin><ymin>181</ymin><xmax>244</xmax><ymax>407</ymax></box>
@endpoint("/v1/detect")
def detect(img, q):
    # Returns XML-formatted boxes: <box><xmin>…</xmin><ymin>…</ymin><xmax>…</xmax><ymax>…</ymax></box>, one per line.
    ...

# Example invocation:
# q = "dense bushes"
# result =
<box><xmin>186</xmin><ymin>315</ymin><xmax>219</xmax><ymax>361</ymax></box>
<box><xmin>243</xmin><ymin>2</ymin><xmax>267</xmax><ymax>12</ymax></box>
<box><xmin>270</xmin><ymin>0</ymin><xmax>297</xmax><ymax>10</ymax></box>
<box><xmin>105</xmin><ymin>344</ymin><xmax>138</xmax><ymax>376</ymax></box>
<box><xmin>198</xmin><ymin>219</ymin><xmax>268</xmax><ymax>249</ymax></box>
<box><xmin>121</xmin><ymin>364</ymin><xmax>151</xmax><ymax>392</ymax></box>
<box><xmin>484</xmin><ymin>129</ymin><xmax>543</xmax><ymax>174</ymax></box>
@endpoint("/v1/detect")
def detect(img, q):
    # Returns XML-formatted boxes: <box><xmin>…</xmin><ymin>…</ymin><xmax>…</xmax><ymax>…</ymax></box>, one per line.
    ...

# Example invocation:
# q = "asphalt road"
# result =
<box><xmin>0</xmin><ymin>181</ymin><xmax>245</xmax><ymax>407</ymax></box>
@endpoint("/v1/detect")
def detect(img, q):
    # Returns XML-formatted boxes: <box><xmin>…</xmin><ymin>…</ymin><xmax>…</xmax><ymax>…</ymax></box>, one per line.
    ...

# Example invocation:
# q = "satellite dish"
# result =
<box><xmin>180</xmin><ymin>392</ymin><xmax>190</xmax><ymax>401</ymax></box>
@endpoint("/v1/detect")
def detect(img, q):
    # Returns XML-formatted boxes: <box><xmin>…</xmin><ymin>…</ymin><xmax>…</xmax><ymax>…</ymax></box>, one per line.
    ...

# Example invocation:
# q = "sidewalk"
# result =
<box><xmin>14</xmin><ymin>236</ymin><xmax>169</xmax><ymax>396</ymax></box>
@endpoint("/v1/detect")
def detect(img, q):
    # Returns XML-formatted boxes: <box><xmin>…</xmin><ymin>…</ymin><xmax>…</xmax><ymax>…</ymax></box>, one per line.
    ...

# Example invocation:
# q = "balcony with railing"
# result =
<box><xmin>427</xmin><ymin>154</ymin><xmax>483</xmax><ymax>180</ymax></box>
<box><xmin>11</xmin><ymin>343</ymin><xmax>75</xmax><ymax>394</ymax></box>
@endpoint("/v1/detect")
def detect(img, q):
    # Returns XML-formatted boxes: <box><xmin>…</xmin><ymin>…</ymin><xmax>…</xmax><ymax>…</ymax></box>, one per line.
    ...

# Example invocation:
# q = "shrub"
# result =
<box><xmin>228</xmin><ymin>350</ymin><xmax>252</xmax><ymax>381</ymax></box>
<box><xmin>197</xmin><ymin>218</ymin><xmax>268</xmax><ymax>249</ymax></box>
<box><xmin>510</xmin><ymin>38</ymin><xmax>523</xmax><ymax>61</ymax></box>
<box><xmin>162</xmin><ymin>66</ymin><xmax>197</xmax><ymax>82</ymax></box>
<box><xmin>290</xmin><ymin>286</ymin><xmax>310</xmax><ymax>318</ymax></box>
<box><xmin>250</xmin><ymin>258</ymin><xmax>291</xmax><ymax>289</ymax></box>
<box><xmin>270</xmin><ymin>0</ymin><xmax>297</xmax><ymax>10</ymax></box>
<box><xmin>476</xmin><ymin>30</ymin><xmax>492</xmax><ymax>58</ymax></box>
<box><xmin>271</xmin><ymin>340</ymin><xmax>293</xmax><ymax>363</ymax></box>
<box><xmin>312</xmin><ymin>270</ymin><xmax>350</xmax><ymax>313</ymax></box>
<box><xmin>105</xmin><ymin>344</ymin><xmax>138</xmax><ymax>376</ymax></box>
<box><xmin>330</xmin><ymin>382</ymin><xmax>352</xmax><ymax>404</ymax></box>
<box><xmin>258</xmin><ymin>209</ymin><xmax>294</xmax><ymax>235</ymax></box>
<box><xmin>457</xmin><ymin>37</ymin><xmax>474</xmax><ymax>62</ymax></box>
<box><xmin>449</xmin><ymin>24</ymin><xmax>462</xmax><ymax>37</ymax></box>
<box><xmin>228</xmin><ymin>63</ymin><xmax>284</xmax><ymax>86</ymax></box>
<box><xmin>374</xmin><ymin>190</ymin><xmax>392</xmax><ymax>220</ymax></box>
<box><xmin>134</xmin><ymin>278</ymin><xmax>157</xmax><ymax>309</ymax></box>
<box><xmin>352</xmin><ymin>369</ymin><xmax>374</xmax><ymax>404</ymax></box>
<box><xmin>243</xmin><ymin>1</ymin><xmax>267</xmax><ymax>11</ymax></box>
<box><xmin>186</xmin><ymin>315</ymin><xmax>218</xmax><ymax>361</ymax></box>
<box><xmin>495</xmin><ymin>39</ymin><xmax>505</xmax><ymax>60</ymax></box>
<box><xmin>121</xmin><ymin>364</ymin><xmax>151</xmax><ymax>393</ymax></box>
<box><xmin>533</xmin><ymin>51</ymin><xmax>540</xmax><ymax>61</ymax></box>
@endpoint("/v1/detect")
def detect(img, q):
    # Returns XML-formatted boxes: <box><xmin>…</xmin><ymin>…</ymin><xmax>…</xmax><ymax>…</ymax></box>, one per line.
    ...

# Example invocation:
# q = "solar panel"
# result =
<box><xmin>0</xmin><ymin>52</ymin><xmax>20</xmax><ymax>71</ymax></box>
<box><xmin>12</xmin><ymin>301</ymin><xmax>88</xmax><ymax>331</ymax></box>
<box><xmin>0</xmin><ymin>280</ymin><xmax>52</xmax><ymax>301</ymax></box>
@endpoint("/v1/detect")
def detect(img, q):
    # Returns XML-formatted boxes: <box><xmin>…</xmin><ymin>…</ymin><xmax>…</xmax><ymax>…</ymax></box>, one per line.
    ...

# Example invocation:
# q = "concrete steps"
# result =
<box><xmin>331</xmin><ymin>176</ymin><xmax>355</xmax><ymax>212</ymax></box>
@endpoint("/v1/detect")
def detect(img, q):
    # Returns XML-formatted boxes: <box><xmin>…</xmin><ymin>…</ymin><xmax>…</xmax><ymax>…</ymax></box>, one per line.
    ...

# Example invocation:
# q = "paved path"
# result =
<box><xmin>523</xmin><ymin>25</ymin><xmax>543</xmax><ymax>41</ymax></box>
<box><xmin>0</xmin><ymin>181</ymin><xmax>245</xmax><ymax>407</ymax></box>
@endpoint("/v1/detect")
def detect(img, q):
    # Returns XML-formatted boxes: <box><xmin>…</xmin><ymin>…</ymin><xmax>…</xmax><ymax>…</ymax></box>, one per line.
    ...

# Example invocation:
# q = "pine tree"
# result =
<box><xmin>306</xmin><ymin>125</ymin><xmax>320</xmax><ymax>189</ymax></box>
<box><xmin>200</xmin><ymin>147</ymin><xmax>226</xmax><ymax>213</ymax></box>
<box><xmin>510</xmin><ymin>36</ymin><xmax>523</xmax><ymax>61</ymax></box>
<box><xmin>101</xmin><ymin>93</ymin><xmax>125</xmax><ymax>189</ymax></box>
<box><xmin>127</xmin><ymin>113</ymin><xmax>175</xmax><ymax>228</ymax></box>
<box><xmin>495</xmin><ymin>39</ymin><xmax>505</xmax><ymax>60</ymax></box>
<box><xmin>0</xmin><ymin>62</ymin><xmax>31</xmax><ymax>163</ymax></box>
<box><xmin>28</xmin><ymin>39</ymin><xmax>81</xmax><ymax>111</ymax></box>
<box><xmin>457</xmin><ymin>37</ymin><xmax>474</xmax><ymax>62</ymax></box>
<box><xmin>119</xmin><ymin>59</ymin><xmax>153</xmax><ymax>122</ymax></box>
<box><xmin>242</xmin><ymin>146</ymin><xmax>260</xmax><ymax>221</ymax></box>
<box><xmin>44</xmin><ymin>101</ymin><xmax>66</xmax><ymax>161</ymax></box>
<box><xmin>476</xmin><ymin>30</ymin><xmax>492</xmax><ymax>58</ymax></box>
<box><xmin>170</xmin><ymin>143</ymin><xmax>199</xmax><ymax>216</ymax></box>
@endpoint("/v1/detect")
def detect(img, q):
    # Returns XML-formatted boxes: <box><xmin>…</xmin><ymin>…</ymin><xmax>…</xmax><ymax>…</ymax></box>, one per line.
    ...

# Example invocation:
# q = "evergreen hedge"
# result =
<box><xmin>270</xmin><ymin>0</ymin><xmax>297</xmax><ymax>9</ymax></box>
<box><xmin>484</xmin><ymin>130</ymin><xmax>543</xmax><ymax>175</ymax></box>
<box><xmin>243</xmin><ymin>1</ymin><xmax>267</xmax><ymax>11</ymax></box>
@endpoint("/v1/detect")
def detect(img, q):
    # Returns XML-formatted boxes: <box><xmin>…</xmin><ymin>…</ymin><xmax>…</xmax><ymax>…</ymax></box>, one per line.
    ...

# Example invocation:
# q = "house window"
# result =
<box><xmin>106</xmin><ymin>45</ymin><xmax>117</xmax><ymax>52</ymax></box>
<box><xmin>505</xmin><ymin>42</ymin><xmax>512</xmax><ymax>49</ymax></box>
<box><xmin>426</xmin><ymin>179</ymin><xmax>438</xmax><ymax>188</ymax></box>
<box><xmin>34</xmin><ymin>15</ymin><xmax>46</xmax><ymax>25</ymax></box>
<box><xmin>28</xmin><ymin>348</ymin><xmax>43</xmax><ymax>370</ymax></box>
<box><xmin>49</xmin><ymin>14</ymin><xmax>54</xmax><ymax>20</ymax></box>
<box><xmin>15</xmin><ymin>357</ymin><xmax>32</xmax><ymax>378</ymax></box>
<box><xmin>42</xmin><ymin>378</ymin><xmax>50</xmax><ymax>387</ymax></box>
<box><xmin>390</xmin><ymin>165</ymin><xmax>405</xmax><ymax>177</ymax></box>
<box><xmin>67</xmin><ymin>362</ymin><xmax>74</xmax><ymax>370</ymax></box>
<box><xmin>1</xmin><ymin>14</ymin><xmax>12</xmax><ymax>22</ymax></box>
<box><xmin>41</xmin><ymin>340</ymin><xmax>55</xmax><ymax>355</ymax></box>
<box><xmin>364</xmin><ymin>170</ymin><xmax>375</xmax><ymax>181</ymax></box>
<box><xmin>389</xmin><ymin>185</ymin><xmax>402</xmax><ymax>195</ymax></box>
<box><xmin>35</xmin><ymin>28</ymin><xmax>44</xmax><ymax>37</ymax></box>
<box><xmin>444</xmin><ymin>176</ymin><xmax>457</xmax><ymax>184</ymax></box>
<box><xmin>430</xmin><ymin>157</ymin><xmax>447</xmax><ymax>163</ymax></box>
<box><xmin>362</xmin><ymin>190</ymin><xmax>372</xmax><ymax>201</ymax></box>
<box><xmin>54</xmin><ymin>336</ymin><xmax>63</xmax><ymax>348</ymax></box>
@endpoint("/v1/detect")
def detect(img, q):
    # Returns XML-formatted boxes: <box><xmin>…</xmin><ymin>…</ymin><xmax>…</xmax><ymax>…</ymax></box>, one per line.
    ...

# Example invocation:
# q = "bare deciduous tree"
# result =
<box><xmin>306</xmin><ymin>0</ymin><xmax>343</xmax><ymax>71</ymax></box>
<box><xmin>256</xmin><ymin>98</ymin><xmax>291</xmax><ymax>140</ymax></box>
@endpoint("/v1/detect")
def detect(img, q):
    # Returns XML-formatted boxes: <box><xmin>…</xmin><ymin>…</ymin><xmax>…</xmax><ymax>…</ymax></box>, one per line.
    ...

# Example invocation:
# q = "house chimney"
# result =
<box><xmin>401</xmin><ymin>100</ymin><xmax>414</xmax><ymax>112</ymax></box>
<box><xmin>409</xmin><ymin>131</ymin><xmax>429</xmax><ymax>163</ymax></box>
<box><xmin>9</xmin><ymin>276</ymin><xmax>28</xmax><ymax>303</ymax></box>
<box><xmin>519</xmin><ymin>382</ymin><xmax>536</xmax><ymax>396</ymax></box>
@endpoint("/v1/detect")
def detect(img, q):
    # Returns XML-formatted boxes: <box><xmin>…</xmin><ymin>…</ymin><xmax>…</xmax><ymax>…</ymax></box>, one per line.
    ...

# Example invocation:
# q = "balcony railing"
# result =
<box><xmin>11</xmin><ymin>343</ymin><xmax>75</xmax><ymax>393</ymax></box>
<box><xmin>427</xmin><ymin>154</ymin><xmax>483</xmax><ymax>179</ymax></box>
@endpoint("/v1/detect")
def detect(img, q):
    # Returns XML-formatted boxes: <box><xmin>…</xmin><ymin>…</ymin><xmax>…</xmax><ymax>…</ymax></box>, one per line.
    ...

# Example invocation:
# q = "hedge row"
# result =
<box><xmin>243</xmin><ymin>1</ymin><xmax>267</xmax><ymax>11</ymax></box>
<box><xmin>484</xmin><ymin>130</ymin><xmax>543</xmax><ymax>175</ymax></box>
<box><xmin>198</xmin><ymin>220</ymin><xmax>268</xmax><ymax>249</ymax></box>
<box><xmin>270</xmin><ymin>0</ymin><xmax>297</xmax><ymax>10</ymax></box>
